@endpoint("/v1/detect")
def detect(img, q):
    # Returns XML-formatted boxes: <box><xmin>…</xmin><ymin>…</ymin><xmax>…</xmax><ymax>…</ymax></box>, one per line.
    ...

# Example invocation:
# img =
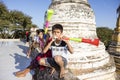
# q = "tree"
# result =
<box><xmin>96</xmin><ymin>27</ymin><xmax>114</xmax><ymax>49</ymax></box>
<box><xmin>22</xmin><ymin>16</ymin><xmax>32</xmax><ymax>31</ymax></box>
<box><xmin>0</xmin><ymin>1</ymin><xmax>36</xmax><ymax>39</ymax></box>
<box><xmin>0</xmin><ymin>1</ymin><xmax>9</xmax><ymax>20</ymax></box>
<box><xmin>0</xmin><ymin>1</ymin><xmax>11</xmax><ymax>38</ymax></box>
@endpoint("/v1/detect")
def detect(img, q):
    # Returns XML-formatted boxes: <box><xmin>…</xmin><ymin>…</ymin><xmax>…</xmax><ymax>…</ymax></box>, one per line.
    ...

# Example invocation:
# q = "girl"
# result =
<box><xmin>27</xmin><ymin>29</ymin><xmax>45</xmax><ymax>59</ymax></box>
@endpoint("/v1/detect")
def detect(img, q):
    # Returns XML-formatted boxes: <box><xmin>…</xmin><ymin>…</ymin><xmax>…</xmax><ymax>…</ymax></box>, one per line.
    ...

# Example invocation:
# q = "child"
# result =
<box><xmin>27</xmin><ymin>29</ymin><xmax>44</xmax><ymax>59</ymax></box>
<box><xmin>38</xmin><ymin>24</ymin><xmax>73</xmax><ymax>78</ymax></box>
<box><xmin>15</xmin><ymin>30</ymin><xmax>52</xmax><ymax>78</ymax></box>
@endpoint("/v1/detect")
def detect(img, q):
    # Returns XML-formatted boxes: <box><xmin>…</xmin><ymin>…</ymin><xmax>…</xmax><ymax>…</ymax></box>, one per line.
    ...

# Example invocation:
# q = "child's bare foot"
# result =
<box><xmin>60</xmin><ymin>67</ymin><xmax>65</xmax><ymax>78</ymax></box>
<box><xmin>15</xmin><ymin>71</ymin><xmax>26</xmax><ymax>77</ymax></box>
<box><xmin>50</xmin><ymin>67</ymin><xmax>55</xmax><ymax>75</ymax></box>
<box><xmin>15</xmin><ymin>69</ymin><xmax>30</xmax><ymax>77</ymax></box>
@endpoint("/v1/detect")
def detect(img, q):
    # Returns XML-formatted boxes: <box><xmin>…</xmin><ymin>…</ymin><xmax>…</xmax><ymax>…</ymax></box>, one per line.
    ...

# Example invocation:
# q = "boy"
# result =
<box><xmin>38</xmin><ymin>24</ymin><xmax>73</xmax><ymax>78</ymax></box>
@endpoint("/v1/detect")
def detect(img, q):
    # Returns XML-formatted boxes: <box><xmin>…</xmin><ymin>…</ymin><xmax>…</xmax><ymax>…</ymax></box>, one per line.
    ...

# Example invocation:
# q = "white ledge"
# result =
<box><xmin>0</xmin><ymin>39</ymin><xmax>20</xmax><ymax>41</ymax></box>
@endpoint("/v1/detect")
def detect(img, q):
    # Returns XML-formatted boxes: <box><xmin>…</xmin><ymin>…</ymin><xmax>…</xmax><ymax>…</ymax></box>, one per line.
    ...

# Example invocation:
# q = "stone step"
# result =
<box><xmin>112</xmin><ymin>56</ymin><xmax>120</xmax><ymax>80</ymax></box>
<box><xmin>113</xmin><ymin>56</ymin><xmax>120</xmax><ymax>72</ymax></box>
<box><xmin>114</xmin><ymin>56</ymin><xmax>120</xmax><ymax>63</ymax></box>
<box><xmin>115</xmin><ymin>63</ymin><xmax>120</xmax><ymax>70</ymax></box>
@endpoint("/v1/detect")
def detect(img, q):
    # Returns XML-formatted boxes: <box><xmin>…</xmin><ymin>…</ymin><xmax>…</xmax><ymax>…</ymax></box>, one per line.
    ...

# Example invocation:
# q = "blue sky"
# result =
<box><xmin>2</xmin><ymin>0</ymin><xmax>120</xmax><ymax>29</ymax></box>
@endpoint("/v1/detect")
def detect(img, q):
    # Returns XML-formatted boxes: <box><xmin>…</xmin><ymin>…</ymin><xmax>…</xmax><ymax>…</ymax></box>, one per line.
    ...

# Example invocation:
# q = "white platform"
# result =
<box><xmin>0</xmin><ymin>41</ymin><xmax>32</xmax><ymax>80</ymax></box>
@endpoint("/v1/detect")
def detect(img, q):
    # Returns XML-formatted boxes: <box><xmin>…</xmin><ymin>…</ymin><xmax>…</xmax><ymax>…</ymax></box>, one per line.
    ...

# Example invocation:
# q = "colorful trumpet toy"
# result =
<box><xmin>63</xmin><ymin>37</ymin><xmax>99</xmax><ymax>46</ymax></box>
<box><xmin>44</xmin><ymin>9</ymin><xmax>54</xmax><ymax>34</ymax></box>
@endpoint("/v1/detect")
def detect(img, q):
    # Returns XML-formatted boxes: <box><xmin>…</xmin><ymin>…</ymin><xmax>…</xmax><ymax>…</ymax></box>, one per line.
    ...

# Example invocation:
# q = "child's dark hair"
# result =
<box><xmin>52</xmin><ymin>24</ymin><xmax>63</xmax><ymax>33</ymax></box>
<box><xmin>36</xmin><ymin>29</ymin><xmax>44</xmax><ymax>35</ymax></box>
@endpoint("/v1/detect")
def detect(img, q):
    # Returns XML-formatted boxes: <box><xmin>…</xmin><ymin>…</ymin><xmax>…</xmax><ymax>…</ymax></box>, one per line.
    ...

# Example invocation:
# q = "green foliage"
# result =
<box><xmin>96</xmin><ymin>27</ymin><xmax>114</xmax><ymax>48</ymax></box>
<box><xmin>0</xmin><ymin>1</ymin><xmax>35</xmax><ymax>39</ymax></box>
<box><xmin>0</xmin><ymin>2</ymin><xmax>9</xmax><ymax>20</ymax></box>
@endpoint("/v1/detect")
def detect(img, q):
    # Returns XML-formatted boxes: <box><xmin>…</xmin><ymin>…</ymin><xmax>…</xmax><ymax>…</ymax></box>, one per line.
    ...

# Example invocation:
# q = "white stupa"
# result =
<box><xmin>46</xmin><ymin>0</ymin><xmax>116</xmax><ymax>80</ymax></box>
